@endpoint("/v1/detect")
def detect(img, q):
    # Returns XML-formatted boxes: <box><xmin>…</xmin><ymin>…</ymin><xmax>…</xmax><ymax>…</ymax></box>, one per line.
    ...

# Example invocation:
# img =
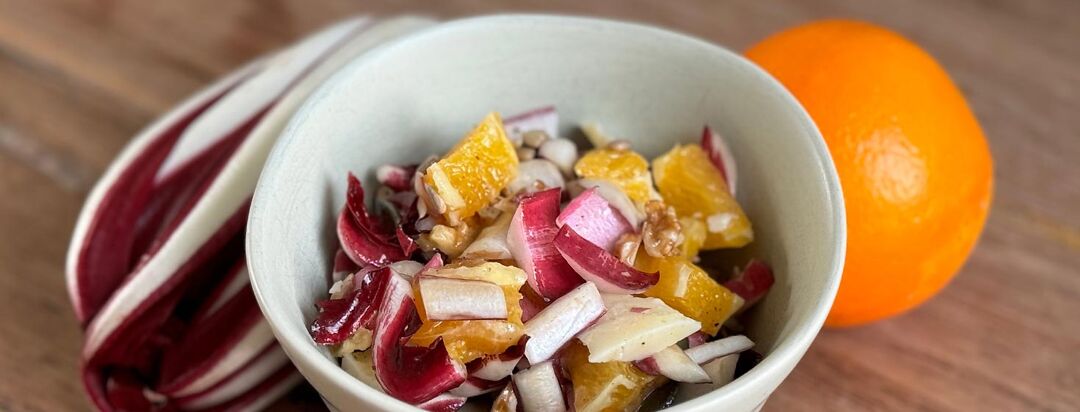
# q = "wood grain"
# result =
<box><xmin>0</xmin><ymin>0</ymin><xmax>1076</xmax><ymax>411</ymax></box>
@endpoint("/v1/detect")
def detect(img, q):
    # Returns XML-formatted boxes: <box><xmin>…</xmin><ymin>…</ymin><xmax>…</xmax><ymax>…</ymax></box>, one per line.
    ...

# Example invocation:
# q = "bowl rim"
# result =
<box><xmin>247</xmin><ymin>13</ymin><xmax>846</xmax><ymax>411</ymax></box>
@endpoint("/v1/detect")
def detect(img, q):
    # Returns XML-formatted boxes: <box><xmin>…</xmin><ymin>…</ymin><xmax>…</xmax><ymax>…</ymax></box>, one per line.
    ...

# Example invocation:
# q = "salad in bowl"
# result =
<box><xmin>308</xmin><ymin>107</ymin><xmax>775</xmax><ymax>412</ymax></box>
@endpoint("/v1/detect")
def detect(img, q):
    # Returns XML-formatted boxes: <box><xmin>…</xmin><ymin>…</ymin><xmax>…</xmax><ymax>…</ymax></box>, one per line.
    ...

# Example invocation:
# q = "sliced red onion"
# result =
<box><xmin>724</xmin><ymin>260</ymin><xmax>774</xmax><ymax>312</ymax></box>
<box><xmin>633</xmin><ymin>345</ymin><xmax>710</xmax><ymax>383</ymax></box>
<box><xmin>553</xmin><ymin>226</ymin><xmax>657</xmax><ymax>294</ymax></box>
<box><xmin>415</xmin><ymin>393</ymin><xmax>468</xmax><ymax>412</ymax></box>
<box><xmin>372</xmin><ymin>273</ymin><xmax>466</xmax><ymax>404</ymax></box>
<box><xmin>461</xmin><ymin>208</ymin><xmax>514</xmax><ymax>261</ymax></box>
<box><xmin>418</xmin><ymin>276</ymin><xmax>508</xmax><ymax>321</ymax></box>
<box><xmin>376</xmin><ymin>164</ymin><xmax>418</xmax><ymax>192</ymax></box>
<box><xmin>467</xmin><ymin>336</ymin><xmax>528</xmax><ymax>381</ymax></box>
<box><xmin>507</xmin><ymin>188</ymin><xmax>583</xmax><ymax>300</ymax></box>
<box><xmin>512</xmin><ymin>361</ymin><xmax>568</xmax><ymax>412</ymax></box>
<box><xmin>700</xmin><ymin>125</ymin><xmax>737</xmax><ymax>195</ymax></box>
<box><xmin>556</xmin><ymin>187</ymin><xmax>633</xmax><ymax>251</ymax></box>
<box><xmin>523</xmin><ymin>282</ymin><xmax>605</xmax><ymax>364</ymax></box>
<box><xmin>683</xmin><ymin>335</ymin><xmax>755</xmax><ymax>365</ymax></box>
<box><xmin>504</xmin><ymin>106</ymin><xmax>558</xmax><ymax>145</ymax></box>
<box><xmin>572</xmin><ymin>178</ymin><xmax>643</xmax><ymax>229</ymax></box>
<box><xmin>310</xmin><ymin>267</ymin><xmax>391</xmax><ymax>344</ymax></box>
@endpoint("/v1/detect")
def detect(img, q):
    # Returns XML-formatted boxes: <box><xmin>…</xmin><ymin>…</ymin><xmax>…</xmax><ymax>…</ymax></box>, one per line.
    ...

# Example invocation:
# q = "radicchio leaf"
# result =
<box><xmin>339</xmin><ymin>174</ymin><xmax>406</xmax><ymax>266</ymax></box>
<box><xmin>507</xmin><ymin>188</ymin><xmax>583</xmax><ymax>300</ymax></box>
<box><xmin>310</xmin><ymin>267</ymin><xmax>392</xmax><ymax>344</ymax></box>
<box><xmin>372</xmin><ymin>273</ymin><xmax>466</xmax><ymax>404</ymax></box>
<box><xmin>723</xmin><ymin>260</ymin><xmax>774</xmax><ymax>310</ymax></box>
<box><xmin>376</xmin><ymin>164</ymin><xmax>418</xmax><ymax>193</ymax></box>
<box><xmin>553</xmin><ymin>225</ymin><xmax>658</xmax><ymax>294</ymax></box>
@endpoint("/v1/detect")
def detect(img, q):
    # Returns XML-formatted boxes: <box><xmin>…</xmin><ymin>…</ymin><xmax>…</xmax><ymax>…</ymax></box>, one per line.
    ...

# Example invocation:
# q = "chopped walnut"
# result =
<box><xmin>477</xmin><ymin>194</ymin><xmax>517</xmax><ymax>224</ymax></box>
<box><xmin>615</xmin><ymin>233</ymin><xmax>642</xmax><ymax>266</ymax></box>
<box><xmin>642</xmin><ymin>200</ymin><xmax>683</xmax><ymax>257</ymax></box>
<box><xmin>417</xmin><ymin>217</ymin><xmax>480</xmax><ymax>258</ymax></box>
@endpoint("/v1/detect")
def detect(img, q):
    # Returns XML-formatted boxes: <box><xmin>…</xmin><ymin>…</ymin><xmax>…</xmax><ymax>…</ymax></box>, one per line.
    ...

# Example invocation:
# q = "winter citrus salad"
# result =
<box><xmin>309</xmin><ymin>107</ymin><xmax>775</xmax><ymax>411</ymax></box>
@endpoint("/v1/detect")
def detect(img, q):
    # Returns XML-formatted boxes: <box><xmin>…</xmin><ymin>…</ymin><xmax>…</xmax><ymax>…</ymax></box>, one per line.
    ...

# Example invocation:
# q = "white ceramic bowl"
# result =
<box><xmin>247</xmin><ymin>14</ymin><xmax>844</xmax><ymax>412</ymax></box>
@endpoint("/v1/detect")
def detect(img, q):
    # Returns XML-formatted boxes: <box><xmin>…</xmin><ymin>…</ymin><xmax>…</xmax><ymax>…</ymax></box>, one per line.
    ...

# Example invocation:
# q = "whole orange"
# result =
<box><xmin>746</xmin><ymin>20</ymin><xmax>993</xmax><ymax>326</ymax></box>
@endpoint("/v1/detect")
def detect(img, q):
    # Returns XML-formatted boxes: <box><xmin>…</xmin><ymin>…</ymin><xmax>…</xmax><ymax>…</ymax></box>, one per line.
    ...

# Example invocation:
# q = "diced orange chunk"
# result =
<box><xmin>574</xmin><ymin>147</ymin><xmax>657</xmax><ymax>205</ymax></box>
<box><xmin>424</xmin><ymin>113</ymin><xmax>518</xmax><ymax>223</ymax></box>
<box><xmin>410</xmin><ymin>262</ymin><xmax>525</xmax><ymax>363</ymax></box>
<box><xmin>636</xmin><ymin>256</ymin><xmax>743</xmax><ymax>335</ymax></box>
<box><xmin>652</xmin><ymin>144</ymin><xmax>753</xmax><ymax>249</ymax></box>
<box><xmin>678</xmin><ymin>216</ymin><xmax>706</xmax><ymax>258</ymax></box>
<box><xmin>563</xmin><ymin>341</ymin><xmax>665</xmax><ymax>412</ymax></box>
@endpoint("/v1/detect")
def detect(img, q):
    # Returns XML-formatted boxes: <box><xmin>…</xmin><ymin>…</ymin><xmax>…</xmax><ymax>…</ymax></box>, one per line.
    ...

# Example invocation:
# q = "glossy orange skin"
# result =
<box><xmin>746</xmin><ymin>20</ymin><xmax>993</xmax><ymax>326</ymax></box>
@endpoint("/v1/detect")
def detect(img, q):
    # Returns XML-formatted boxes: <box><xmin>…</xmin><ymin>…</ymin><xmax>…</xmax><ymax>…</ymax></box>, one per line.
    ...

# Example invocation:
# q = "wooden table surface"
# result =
<box><xmin>2</xmin><ymin>1</ymin><xmax>1077</xmax><ymax>411</ymax></box>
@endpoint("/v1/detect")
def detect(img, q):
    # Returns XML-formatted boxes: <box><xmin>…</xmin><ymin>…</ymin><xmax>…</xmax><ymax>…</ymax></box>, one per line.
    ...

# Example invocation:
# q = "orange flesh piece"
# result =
<box><xmin>409</xmin><ymin>262</ymin><xmax>525</xmax><ymax>363</ymax></box>
<box><xmin>652</xmin><ymin>144</ymin><xmax>753</xmax><ymax>249</ymax></box>
<box><xmin>423</xmin><ymin>112</ymin><xmax>518</xmax><ymax>223</ymax></box>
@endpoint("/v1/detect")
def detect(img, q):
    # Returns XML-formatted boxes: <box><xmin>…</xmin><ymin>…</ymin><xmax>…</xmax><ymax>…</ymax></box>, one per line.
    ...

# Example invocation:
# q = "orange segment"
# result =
<box><xmin>410</xmin><ymin>262</ymin><xmax>526</xmax><ymax>363</ymax></box>
<box><xmin>678</xmin><ymin>216</ymin><xmax>706</xmax><ymax>258</ymax></box>
<box><xmin>563</xmin><ymin>341</ymin><xmax>665</xmax><ymax>412</ymax></box>
<box><xmin>636</xmin><ymin>256</ymin><xmax>743</xmax><ymax>335</ymax></box>
<box><xmin>424</xmin><ymin>113</ymin><xmax>518</xmax><ymax>223</ymax></box>
<box><xmin>652</xmin><ymin>144</ymin><xmax>753</xmax><ymax>249</ymax></box>
<box><xmin>574</xmin><ymin>147</ymin><xmax>658</xmax><ymax>205</ymax></box>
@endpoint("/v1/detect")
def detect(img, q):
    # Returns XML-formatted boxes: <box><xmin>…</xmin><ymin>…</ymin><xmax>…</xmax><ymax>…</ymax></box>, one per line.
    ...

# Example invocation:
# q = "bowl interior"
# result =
<box><xmin>248</xmin><ymin>15</ymin><xmax>843</xmax><ymax>411</ymax></box>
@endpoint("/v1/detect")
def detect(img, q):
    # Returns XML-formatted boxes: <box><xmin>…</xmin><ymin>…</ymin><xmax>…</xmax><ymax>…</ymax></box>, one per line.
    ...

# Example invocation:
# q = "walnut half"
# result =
<box><xmin>642</xmin><ymin>200</ymin><xmax>683</xmax><ymax>258</ymax></box>
<box><xmin>418</xmin><ymin>218</ymin><xmax>480</xmax><ymax>258</ymax></box>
